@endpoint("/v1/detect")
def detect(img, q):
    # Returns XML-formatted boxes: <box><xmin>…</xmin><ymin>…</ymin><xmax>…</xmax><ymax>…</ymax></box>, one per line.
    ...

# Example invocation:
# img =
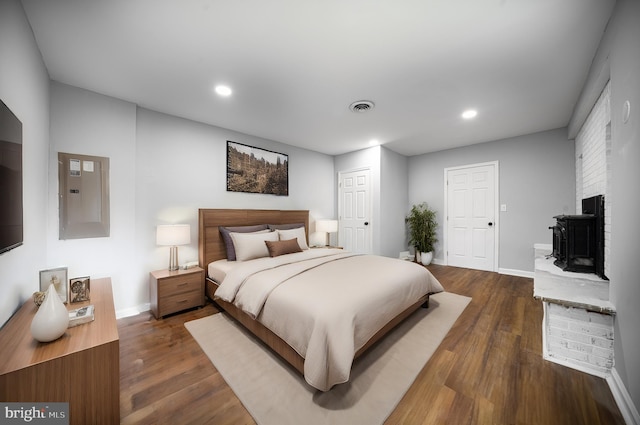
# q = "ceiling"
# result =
<box><xmin>20</xmin><ymin>0</ymin><xmax>615</xmax><ymax>156</ymax></box>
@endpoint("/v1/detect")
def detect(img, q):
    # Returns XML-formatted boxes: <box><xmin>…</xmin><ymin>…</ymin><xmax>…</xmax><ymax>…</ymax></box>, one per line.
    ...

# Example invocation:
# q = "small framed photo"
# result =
<box><xmin>69</xmin><ymin>276</ymin><xmax>91</xmax><ymax>303</ymax></box>
<box><xmin>40</xmin><ymin>267</ymin><xmax>68</xmax><ymax>303</ymax></box>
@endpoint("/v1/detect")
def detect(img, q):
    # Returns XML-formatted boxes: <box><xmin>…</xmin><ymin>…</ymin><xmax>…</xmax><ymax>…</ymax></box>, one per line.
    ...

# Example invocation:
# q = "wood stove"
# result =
<box><xmin>550</xmin><ymin>195</ymin><xmax>606</xmax><ymax>279</ymax></box>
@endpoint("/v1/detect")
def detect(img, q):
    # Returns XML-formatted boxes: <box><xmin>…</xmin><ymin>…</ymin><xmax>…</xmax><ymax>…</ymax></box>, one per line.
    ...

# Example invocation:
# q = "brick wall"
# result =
<box><xmin>541</xmin><ymin>89</ymin><xmax>615</xmax><ymax>377</ymax></box>
<box><xmin>575</xmin><ymin>81</ymin><xmax>611</xmax><ymax>277</ymax></box>
<box><xmin>544</xmin><ymin>302</ymin><xmax>614</xmax><ymax>376</ymax></box>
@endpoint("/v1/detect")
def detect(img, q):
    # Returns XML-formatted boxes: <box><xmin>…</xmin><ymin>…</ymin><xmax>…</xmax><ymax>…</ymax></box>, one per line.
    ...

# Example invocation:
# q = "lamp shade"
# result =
<box><xmin>316</xmin><ymin>219</ymin><xmax>338</xmax><ymax>233</ymax></box>
<box><xmin>156</xmin><ymin>224</ymin><xmax>191</xmax><ymax>246</ymax></box>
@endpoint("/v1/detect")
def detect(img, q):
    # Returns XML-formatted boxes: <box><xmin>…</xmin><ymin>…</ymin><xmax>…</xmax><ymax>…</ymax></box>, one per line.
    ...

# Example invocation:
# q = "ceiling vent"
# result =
<box><xmin>349</xmin><ymin>100</ymin><xmax>375</xmax><ymax>113</ymax></box>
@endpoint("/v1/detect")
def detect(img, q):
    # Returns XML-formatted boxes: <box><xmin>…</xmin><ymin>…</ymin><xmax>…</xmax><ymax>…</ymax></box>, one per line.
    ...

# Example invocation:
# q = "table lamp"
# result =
<box><xmin>316</xmin><ymin>219</ymin><xmax>338</xmax><ymax>247</ymax></box>
<box><xmin>156</xmin><ymin>224</ymin><xmax>191</xmax><ymax>271</ymax></box>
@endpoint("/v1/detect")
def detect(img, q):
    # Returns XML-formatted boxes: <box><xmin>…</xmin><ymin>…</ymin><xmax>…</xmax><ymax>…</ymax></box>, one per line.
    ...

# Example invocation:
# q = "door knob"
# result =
<box><xmin>488</xmin><ymin>222</ymin><xmax>493</xmax><ymax>226</ymax></box>
<box><xmin>364</xmin><ymin>222</ymin><xmax>369</xmax><ymax>226</ymax></box>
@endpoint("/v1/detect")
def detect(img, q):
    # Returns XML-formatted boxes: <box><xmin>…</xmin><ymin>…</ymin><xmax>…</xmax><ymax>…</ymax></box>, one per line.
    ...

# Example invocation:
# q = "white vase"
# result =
<box><xmin>420</xmin><ymin>251</ymin><xmax>433</xmax><ymax>266</ymax></box>
<box><xmin>415</xmin><ymin>251</ymin><xmax>421</xmax><ymax>262</ymax></box>
<box><xmin>31</xmin><ymin>283</ymin><xmax>69</xmax><ymax>342</ymax></box>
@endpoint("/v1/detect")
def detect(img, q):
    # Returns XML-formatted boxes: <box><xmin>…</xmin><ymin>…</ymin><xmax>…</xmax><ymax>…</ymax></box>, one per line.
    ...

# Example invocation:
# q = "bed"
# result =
<box><xmin>198</xmin><ymin>208</ymin><xmax>444</xmax><ymax>391</ymax></box>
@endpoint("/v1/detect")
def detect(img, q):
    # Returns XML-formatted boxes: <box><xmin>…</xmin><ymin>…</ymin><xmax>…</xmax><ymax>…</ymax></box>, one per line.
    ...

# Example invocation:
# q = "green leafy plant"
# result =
<box><xmin>406</xmin><ymin>202</ymin><xmax>438</xmax><ymax>253</ymax></box>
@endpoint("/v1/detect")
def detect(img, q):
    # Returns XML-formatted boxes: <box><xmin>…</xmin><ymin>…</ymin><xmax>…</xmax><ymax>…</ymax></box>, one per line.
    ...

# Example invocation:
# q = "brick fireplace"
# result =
<box><xmin>533</xmin><ymin>244</ymin><xmax>614</xmax><ymax>377</ymax></box>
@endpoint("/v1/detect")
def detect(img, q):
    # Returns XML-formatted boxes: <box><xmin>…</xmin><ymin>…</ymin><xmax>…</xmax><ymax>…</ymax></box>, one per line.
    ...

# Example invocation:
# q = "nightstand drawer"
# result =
<box><xmin>161</xmin><ymin>291</ymin><xmax>203</xmax><ymax>317</ymax></box>
<box><xmin>149</xmin><ymin>267</ymin><xmax>205</xmax><ymax>319</ymax></box>
<box><xmin>158</xmin><ymin>273</ymin><xmax>202</xmax><ymax>297</ymax></box>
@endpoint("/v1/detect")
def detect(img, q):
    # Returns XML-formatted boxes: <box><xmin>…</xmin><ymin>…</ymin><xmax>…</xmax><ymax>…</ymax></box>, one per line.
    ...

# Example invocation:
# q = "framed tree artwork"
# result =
<box><xmin>226</xmin><ymin>141</ymin><xmax>288</xmax><ymax>196</ymax></box>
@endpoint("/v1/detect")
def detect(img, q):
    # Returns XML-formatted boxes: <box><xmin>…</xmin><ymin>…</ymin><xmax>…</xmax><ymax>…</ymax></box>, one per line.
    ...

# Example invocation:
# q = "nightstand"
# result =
<box><xmin>149</xmin><ymin>267</ymin><xmax>205</xmax><ymax>319</ymax></box>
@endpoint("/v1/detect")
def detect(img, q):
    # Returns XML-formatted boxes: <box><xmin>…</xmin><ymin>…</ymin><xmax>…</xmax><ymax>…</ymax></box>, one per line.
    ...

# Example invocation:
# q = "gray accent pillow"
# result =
<box><xmin>267</xmin><ymin>223</ymin><xmax>305</xmax><ymax>231</ymax></box>
<box><xmin>219</xmin><ymin>224</ymin><xmax>269</xmax><ymax>261</ymax></box>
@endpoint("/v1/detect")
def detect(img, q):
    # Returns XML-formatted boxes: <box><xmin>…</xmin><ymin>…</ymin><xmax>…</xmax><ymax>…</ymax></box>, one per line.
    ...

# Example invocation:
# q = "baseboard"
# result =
<box><xmin>608</xmin><ymin>367</ymin><xmax>640</xmax><ymax>425</ymax></box>
<box><xmin>498</xmin><ymin>267</ymin><xmax>534</xmax><ymax>278</ymax></box>
<box><xmin>116</xmin><ymin>303</ymin><xmax>150</xmax><ymax>319</ymax></box>
<box><xmin>433</xmin><ymin>262</ymin><xmax>533</xmax><ymax>278</ymax></box>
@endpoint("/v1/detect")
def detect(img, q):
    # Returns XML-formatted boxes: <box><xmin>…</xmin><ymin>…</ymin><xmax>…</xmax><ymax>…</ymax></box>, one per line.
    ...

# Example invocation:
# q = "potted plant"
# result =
<box><xmin>406</xmin><ymin>202</ymin><xmax>438</xmax><ymax>265</ymax></box>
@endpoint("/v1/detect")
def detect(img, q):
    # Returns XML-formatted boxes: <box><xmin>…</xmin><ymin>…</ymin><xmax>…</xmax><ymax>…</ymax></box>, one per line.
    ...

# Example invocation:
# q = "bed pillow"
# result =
<box><xmin>265</xmin><ymin>238</ymin><xmax>303</xmax><ymax>257</ymax></box>
<box><xmin>268</xmin><ymin>223</ymin><xmax>305</xmax><ymax>231</ymax></box>
<box><xmin>220</xmin><ymin>224</ymin><xmax>269</xmax><ymax>261</ymax></box>
<box><xmin>231</xmin><ymin>231</ymin><xmax>280</xmax><ymax>261</ymax></box>
<box><xmin>276</xmin><ymin>227</ymin><xmax>309</xmax><ymax>250</ymax></box>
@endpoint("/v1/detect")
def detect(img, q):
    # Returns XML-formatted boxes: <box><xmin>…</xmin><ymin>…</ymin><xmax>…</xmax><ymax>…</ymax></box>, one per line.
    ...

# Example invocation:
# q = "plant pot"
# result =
<box><xmin>415</xmin><ymin>251</ymin><xmax>421</xmax><ymax>262</ymax></box>
<box><xmin>420</xmin><ymin>251</ymin><xmax>433</xmax><ymax>266</ymax></box>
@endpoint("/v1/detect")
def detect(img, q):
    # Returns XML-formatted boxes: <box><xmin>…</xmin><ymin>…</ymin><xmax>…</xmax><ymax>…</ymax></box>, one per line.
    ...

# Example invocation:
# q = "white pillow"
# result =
<box><xmin>230</xmin><ymin>231</ymin><xmax>279</xmax><ymax>261</ymax></box>
<box><xmin>277</xmin><ymin>227</ymin><xmax>309</xmax><ymax>250</ymax></box>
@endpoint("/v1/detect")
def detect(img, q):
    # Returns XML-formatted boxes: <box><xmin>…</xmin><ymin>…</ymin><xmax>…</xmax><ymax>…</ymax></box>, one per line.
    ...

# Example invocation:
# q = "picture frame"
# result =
<box><xmin>39</xmin><ymin>267</ymin><xmax>68</xmax><ymax>303</ymax></box>
<box><xmin>226</xmin><ymin>140</ymin><xmax>288</xmax><ymax>196</ymax></box>
<box><xmin>69</xmin><ymin>276</ymin><xmax>91</xmax><ymax>303</ymax></box>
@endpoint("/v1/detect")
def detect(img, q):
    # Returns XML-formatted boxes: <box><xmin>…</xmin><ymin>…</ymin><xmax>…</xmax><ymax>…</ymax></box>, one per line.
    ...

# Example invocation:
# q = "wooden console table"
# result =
<box><xmin>0</xmin><ymin>277</ymin><xmax>119</xmax><ymax>424</ymax></box>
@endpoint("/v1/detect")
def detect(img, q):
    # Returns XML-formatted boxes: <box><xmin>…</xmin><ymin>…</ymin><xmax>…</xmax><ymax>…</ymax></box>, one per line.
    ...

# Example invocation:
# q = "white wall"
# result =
<box><xmin>408</xmin><ymin>128</ymin><xmax>575</xmax><ymax>273</ymax></box>
<box><xmin>575</xmin><ymin>81</ymin><xmax>612</xmax><ymax>278</ymax></box>
<box><xmin>0</xmin><ymin>0</ymin><xmax>50</xmax><ymax>326</ymax></box>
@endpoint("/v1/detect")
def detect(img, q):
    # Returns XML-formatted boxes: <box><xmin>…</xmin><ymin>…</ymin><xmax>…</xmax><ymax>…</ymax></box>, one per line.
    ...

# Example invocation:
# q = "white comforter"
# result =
<box><xmin>214</xmin><ymin>249</ymin><xmax>444</xmax><ymax>391</ymax></box>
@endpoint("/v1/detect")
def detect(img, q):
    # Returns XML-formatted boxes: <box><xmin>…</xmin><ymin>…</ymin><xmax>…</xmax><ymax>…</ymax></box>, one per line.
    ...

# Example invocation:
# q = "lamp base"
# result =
<box><xmin>168</xmin><ymin>246</ymin><xmax>179</xmax><ymax>271</ymax></box>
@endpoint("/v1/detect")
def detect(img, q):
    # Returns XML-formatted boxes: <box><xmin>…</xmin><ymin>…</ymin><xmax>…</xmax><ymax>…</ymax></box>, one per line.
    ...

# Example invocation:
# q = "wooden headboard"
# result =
<box><xmin>198</xmin><ymin>209</ymin><xmax>309</xmax><ymax>269</ymax></box>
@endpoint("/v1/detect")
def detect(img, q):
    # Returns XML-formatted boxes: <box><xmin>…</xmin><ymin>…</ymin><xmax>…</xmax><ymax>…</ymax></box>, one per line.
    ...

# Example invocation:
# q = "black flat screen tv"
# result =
<box><xmin>0</xmin><ymin>99</ymin><xmax>23</xmax><ymax>255</ymax></box>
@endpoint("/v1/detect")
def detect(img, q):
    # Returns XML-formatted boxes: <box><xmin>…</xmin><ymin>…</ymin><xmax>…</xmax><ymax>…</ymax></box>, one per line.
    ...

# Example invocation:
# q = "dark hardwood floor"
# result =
<box><xmin>118</xmin><ymin>265</ymin><xmax>625</xmax><ymax>424</ymax></box>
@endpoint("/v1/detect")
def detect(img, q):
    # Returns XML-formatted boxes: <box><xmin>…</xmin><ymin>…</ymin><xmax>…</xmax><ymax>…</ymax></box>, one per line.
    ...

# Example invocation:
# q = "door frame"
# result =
<box><xmin>337</xmin><ymin>167</ymin><xmax>373</xmax><ymax>254</ymax></box>
<box><xmin>443</xmin><ymin>160</ymin><xmax>499</xmax><ymax>271</ymax></box>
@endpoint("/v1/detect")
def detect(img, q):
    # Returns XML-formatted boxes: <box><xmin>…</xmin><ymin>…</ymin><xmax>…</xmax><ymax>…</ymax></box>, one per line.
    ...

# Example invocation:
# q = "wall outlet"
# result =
<box><xmin>399</xmin><ymin>251</ymin><xmax>412</xmax><ymax>260</ymax></box>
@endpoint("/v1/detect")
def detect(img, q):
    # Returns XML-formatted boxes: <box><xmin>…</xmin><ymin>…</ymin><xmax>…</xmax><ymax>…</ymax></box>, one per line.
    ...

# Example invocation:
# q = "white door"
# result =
<box><xmin>338</xmin><ymin>168</ymin><xmax>372</xmax><ymax>254</ymax></box>
<box><xmin>445</xmin><ymin>162</ymin><xmax>498</xmax><ymax>271</ymax></box>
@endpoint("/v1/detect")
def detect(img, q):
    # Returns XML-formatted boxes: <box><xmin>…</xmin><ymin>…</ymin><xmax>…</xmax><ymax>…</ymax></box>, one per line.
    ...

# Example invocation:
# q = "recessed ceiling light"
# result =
<box><xmin>462</xmin><ymin>109</ymin><xmax>478</xmax><ymax>119</ymax></box>
<box><xmin>215</xmin><ymin>85</ymin><xmax>232</xmax><ymax>97</ymax></box>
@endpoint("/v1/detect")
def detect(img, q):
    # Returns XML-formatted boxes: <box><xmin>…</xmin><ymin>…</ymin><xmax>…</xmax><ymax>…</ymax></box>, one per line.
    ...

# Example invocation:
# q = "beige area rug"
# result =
<box><xmin>185</xmin><ymin>291</ymin><xmax>471</xmax><ymax>425</ymax></box>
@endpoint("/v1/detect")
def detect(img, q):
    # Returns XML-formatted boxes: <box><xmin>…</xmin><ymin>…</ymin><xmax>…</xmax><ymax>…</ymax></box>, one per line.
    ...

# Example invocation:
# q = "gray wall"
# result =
<box><xmin>408</xmin><ymin>128</ymin><xmax>575</xmax><ymax>273</ymax></box>
<box><xmin>135</xmin><ymin>107</ymin><xmax>336</xmax><ymax>287</ymax></box>
<box><xmin>333</xmin><ymin>145</ymin><xmax>410</xmax><ymax>258</ymax></box>
<box><xmin>0</xmin><ymin>0</ymin><xmax>50</xmax><ymax>326</ymax></box>
<box><xmin>380</xmin><ymin>147</ymin><xmax>409</xmax><ymax>258</ymax></box>
<box><xmin>571</xmin><ymin>0</ymin><xmax>640</xmax><ymax>414</ymax></box>
<box><xmin>3</xmin><ymin>0</ymin><xmax>638</xmax><ymax>416</ymax></box>
<box><xmin>0</xmin><ymin>1</ymin><xmax>337</xmax><ymax>321</ymax></box>
<box><xmin>47</xmin><ymin>82</ymin><xmax>138</xmax><ymax>316</ymax></box>
<box><xmin>46</xmin><ymin>84</ymin><xmax>336</xmax><ymax>316</ymax></box>
<box><xmin>334</xmin><ymin>146</ymin><xmax>382</xmax><ymax>254</ymax></box>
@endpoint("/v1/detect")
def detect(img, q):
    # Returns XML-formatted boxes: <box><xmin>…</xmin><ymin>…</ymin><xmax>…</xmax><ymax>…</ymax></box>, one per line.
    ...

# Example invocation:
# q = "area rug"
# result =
<box><xmin>185</xmin><ymin>291</ymin><xmax>471</xmax><ymax>425</ymax></box>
